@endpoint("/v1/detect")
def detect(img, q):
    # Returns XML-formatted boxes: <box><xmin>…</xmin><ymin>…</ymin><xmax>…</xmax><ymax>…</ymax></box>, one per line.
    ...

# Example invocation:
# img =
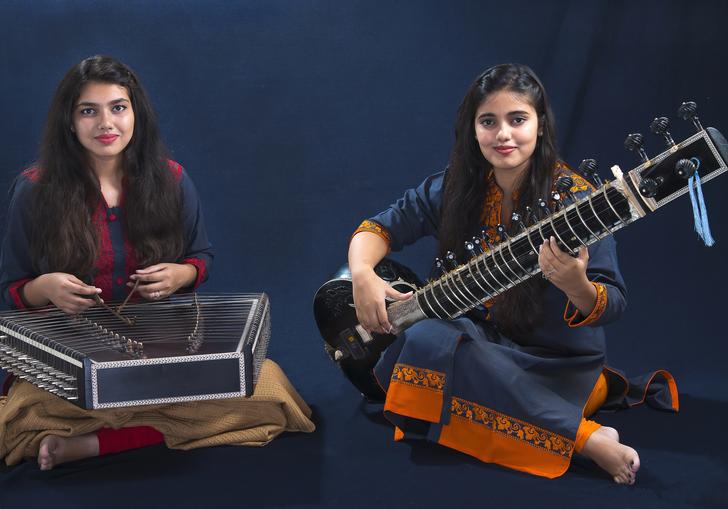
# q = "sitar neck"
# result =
<box><xmin>388</xmin><ymin>126</ymin><xmax>728</xmax><ymax>333</ymax></box>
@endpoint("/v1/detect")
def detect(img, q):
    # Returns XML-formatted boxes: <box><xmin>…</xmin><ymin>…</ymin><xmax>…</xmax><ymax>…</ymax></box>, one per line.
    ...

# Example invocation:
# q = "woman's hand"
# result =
<box><xmin>129</xmin><ymin>263</ymin><xmax>197</xmax><ymax>301</ymax></box>
<box><xmin>539</xmin><ymin>237</ymin><xmax>596</xmax><ymax>315</ymax></box>
<box><xmin>351</xmin><ymin>266</ymin><xmax>412</xmax><ymax>334</ymax></box>
<box><xmin>25</xmin><ymin>273</ymin><xmax>101</xmax><ymax>314</ymax></box>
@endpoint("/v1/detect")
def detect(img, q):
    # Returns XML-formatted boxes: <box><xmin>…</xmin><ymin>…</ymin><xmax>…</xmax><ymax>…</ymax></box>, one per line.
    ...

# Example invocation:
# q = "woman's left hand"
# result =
<box><xmin>538</xmin><ymin>237</ymin><xmax>590</xmax><ymax>295</ymax></box>
<box><xmin>129</xmin><ymin>263</ymin><xmax>197</xmax><ymax>301</ymax></box>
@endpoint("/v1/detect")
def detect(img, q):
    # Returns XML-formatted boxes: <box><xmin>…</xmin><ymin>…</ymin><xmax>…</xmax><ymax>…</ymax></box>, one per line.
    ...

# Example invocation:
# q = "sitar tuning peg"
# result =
<box><xmin>434</xmin><ymin>257</ymin><xmax>446</xmax><ymax>275</ymax></box>
<box><xmin>579</xmin><ymin>159</ymin><xmax>602</xmax><ymax>187</ymax></box>
<box><xmin>537</xmin><ymin>198</ymin><xmax>551</xmax><ymax>216</ymax></box>
<box><xmin>678</xmin><ymin>101</ymin><xmax>703</xmax><ymax>132</ymax></box>
<box><xmin>496</xmin><ymin>224</ymin><xmax>508</xmax><ymax>241</ymax></box>
<box><xmin>511</xmin><ymin>212</ymin><xmax>526</xmax><ymax>232</ymax></box>
<box><xmin>465</xmin><ymin>238</ymin><xmax>484</xmax><ymax>258</ymax></box>
<box><xmin>445</xmin><ymin>250</ymin><xmax>458</xmax><ymax>269</ymax></box>
<box><xmin>649</xmin><ymin>116</ymin><xmax>676</xmax><ymax>147</ymax></box>
<box><xmin>638</xmin><ymin>178</ymin><xmax>660</xmax><ymax>198</ymax></box>
<box><xmin>556</xmin><ymin>176</ymin><xmax>575</xmax><ymax>200</ymax></box>
<box><xmin>471</xmin><ymin>236</ymin><xmax>484</xmax><ymax>254</ymax></box>
<box><xmin>480</xmin><ymin>228</ymin><xmax>494</xmax><ymax>249</ymax></box>
<box><xmin>551</xmin><ymin>190</ymin><xmax>564</xmax><ymax>210</ymax></box>
<box><xmin>464</xmin><ymin>239</ymin><xmax>477</xmax><ymax>258</ymax></box>
<box><xmin>624</xmin><ymin>133</ymin><xmax>649</xmax><ymax>163</ymax></box>
<box><xmin>675</xmin><ymin>158</ymin><xmax>697</xmax><ymax>179</ymax></box>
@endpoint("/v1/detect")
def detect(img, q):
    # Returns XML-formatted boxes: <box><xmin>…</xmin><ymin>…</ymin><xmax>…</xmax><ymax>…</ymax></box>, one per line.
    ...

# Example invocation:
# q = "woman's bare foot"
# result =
<box><xmin>37</xmin><ymin>433</ymin><xmax>99</xmax><ymax>471</ymax></box>
<box><xmin>580</xmin><ymin>426</ymin><xmax>639</xmax><ymax>485</ymax></box>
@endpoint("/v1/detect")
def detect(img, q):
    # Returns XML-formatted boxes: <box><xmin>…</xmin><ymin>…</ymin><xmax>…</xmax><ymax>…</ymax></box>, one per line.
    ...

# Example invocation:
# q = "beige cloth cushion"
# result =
<box><xmin>0</xmin><ymin>359</ymin><xmax>315</xmax><ymax>465</ymax></box>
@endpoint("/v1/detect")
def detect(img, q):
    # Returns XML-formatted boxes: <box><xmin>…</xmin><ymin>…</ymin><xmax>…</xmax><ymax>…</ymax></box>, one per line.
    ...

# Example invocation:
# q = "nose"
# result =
<box><xmin>496</xmin><ymin>123</ymin><xmax>511</xmax><ymax>142</ymax></box>
<box><xmin>98</xmin><ymin>110</ymin><xmax>113</xmax><ymax>131</ymax></box>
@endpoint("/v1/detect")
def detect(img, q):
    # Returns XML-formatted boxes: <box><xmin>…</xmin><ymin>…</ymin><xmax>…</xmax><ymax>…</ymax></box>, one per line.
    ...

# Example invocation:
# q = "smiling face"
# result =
<box><xmin>473</xmin><ymin>90</ymin><xmax>540</xmax><ymax>179</ymax></box>
<box><xmin>72</xmin><ymin>81</ymin><xmax>135</xmax><ymax>171</ymax></box>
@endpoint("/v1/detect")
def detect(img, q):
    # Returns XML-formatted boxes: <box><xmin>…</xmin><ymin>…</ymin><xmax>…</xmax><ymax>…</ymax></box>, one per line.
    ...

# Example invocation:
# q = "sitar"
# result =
<box><xmin>313</xmin><ymin>103</ymin><xmax>728</xmax><ymax>401</ymax></box>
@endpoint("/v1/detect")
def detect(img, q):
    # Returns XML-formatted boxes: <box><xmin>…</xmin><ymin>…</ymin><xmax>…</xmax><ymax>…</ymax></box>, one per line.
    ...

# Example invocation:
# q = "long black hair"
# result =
<box><xmin>30</xmin><ymin>55</ymin><xmax>184</xmax><ymax>278</ymax></box>
<box><xmin>438</xmin><ymin>63</ymin><xmax>559</xmax><ymax>338</ymax></box>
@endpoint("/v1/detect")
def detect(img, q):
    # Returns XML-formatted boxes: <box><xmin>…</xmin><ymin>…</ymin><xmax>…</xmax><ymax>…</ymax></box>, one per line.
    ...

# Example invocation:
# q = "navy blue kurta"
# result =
<box><xmin>356</xmin><ymin>165</ymin><xmax>678</xmax><ymax>478</ymax></box>
<box><xmin>0</xmin><ymin>161</ymin><xmax>213</xmax><ymax>309</ymax></box>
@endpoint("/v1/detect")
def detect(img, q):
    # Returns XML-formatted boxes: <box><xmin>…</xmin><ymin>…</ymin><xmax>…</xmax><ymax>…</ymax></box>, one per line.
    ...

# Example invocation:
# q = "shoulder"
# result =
<box><xmin>419</xmin><ymin>169</ymin><xmax>447</xmax><ymax>193</ymax></box>
<box><xmin>165</xmin><ymin>159</ymin><xmax>185</xmax><ymax>182</ymax></box>
<box><xmin>10</xmin><ymin>167</ymin><xmax>41</xmax><ymax>199</ymax></box>
<box><xmin>552</xmin><ymin>160</ymin><xmax>595</xmax><ymax>194</ymax></box>
<box><xmin>21</xmin><ymin>166</ymin><xmax>43</xmax><ymax>183</ymax></box>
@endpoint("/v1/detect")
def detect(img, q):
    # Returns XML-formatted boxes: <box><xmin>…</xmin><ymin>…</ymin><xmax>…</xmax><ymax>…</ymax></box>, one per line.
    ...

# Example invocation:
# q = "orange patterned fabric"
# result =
<box><xmin>448</xmin><ymin>396</ymin><xmax>574</xmax><ymax>458</ymax></box>
<box><xmin>391</xmin><ymin>363</ymin><xmax>446</xmax><ymax>391</ymax></box>
<box><xmin>385</xmin><ymin>367</ymin><xmax>444</xmax><ymax>423</ymax></box>
<box><xmin>352</xmin><ymin>219</ymin><xmax>391</xmax><ymax>245</ymax></box>
<box><xmin>564</xmin><ymin>282</ymin><xmax>608</xmax><ymax>327</ymax></box>
<box><xmin>384</xmin><ymin>362</ymin><xmax>580</xmax><ymax>478</ymax></box>
<box><xmin>439</xmin><ymin>396</ymin><xmax>575</xmax><ymax>478</ymax></box>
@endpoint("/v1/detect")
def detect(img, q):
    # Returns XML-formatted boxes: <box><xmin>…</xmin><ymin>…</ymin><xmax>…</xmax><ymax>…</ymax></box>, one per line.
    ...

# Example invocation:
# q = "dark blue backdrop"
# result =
<box><xmin>1</xmin><ymin>1</ymin><xmax>726</xmax><ymax>507</ymax></box>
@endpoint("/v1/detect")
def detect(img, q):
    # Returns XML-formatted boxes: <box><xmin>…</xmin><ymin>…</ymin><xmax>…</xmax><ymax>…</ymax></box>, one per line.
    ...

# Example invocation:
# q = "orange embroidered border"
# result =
<box><xmin>352</xmin><ymin>219</ymin><xmax>391</xmax><ymax>244</ymax></box>
<box><xmin>564</xmin><ymin>282</ymin><xmax>608</xmax><ymax>327</ymax></box>
<box><xmin>450</xmin><ymin>396</ymin><xmax>574</xmax><ymax>458</ymax></box>
<box><xmin>391</xmin><ymin>363</ymin><xmax>445</xmax><ymax>392</ymax></box>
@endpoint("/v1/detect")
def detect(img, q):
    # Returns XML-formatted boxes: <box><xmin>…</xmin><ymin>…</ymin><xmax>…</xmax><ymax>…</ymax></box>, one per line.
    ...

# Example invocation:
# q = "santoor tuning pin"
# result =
<box><xmin>677</xmin><ymin>101</ymin><xmax>703</xmax><ymax>132</ymax></box>
<box><xmin>579</xmin><ymin>159</ymin><xmax>602</xmax><ymax>187</ymax></box>
<box><xmin>624</xmin><ymin>133</ymin><xmax>649</xmax><ymax>163</ymax></box>
<box><xmin>650</xmin><ymin>116</ymin><xmax>675</xmax><ymax>147</ymax></box>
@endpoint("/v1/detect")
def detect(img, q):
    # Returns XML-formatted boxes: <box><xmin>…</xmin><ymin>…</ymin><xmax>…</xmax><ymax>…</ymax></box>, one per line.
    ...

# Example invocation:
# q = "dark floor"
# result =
<box><xmin>1</xmin><ymin>353</ymin><xmax>726</xmax><ymax>509</ymax></box>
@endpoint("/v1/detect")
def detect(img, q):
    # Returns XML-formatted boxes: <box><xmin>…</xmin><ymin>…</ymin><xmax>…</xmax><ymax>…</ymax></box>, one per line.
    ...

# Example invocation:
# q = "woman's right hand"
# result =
<box><xmin>28</xmin><ymin>273</ymin><xmax>102</xmax><ymax>314</ymax></box>
<box><xmin>351</xmin><ymin>266</ymin><xmax>412</xmax><ymax>334</ymax></box>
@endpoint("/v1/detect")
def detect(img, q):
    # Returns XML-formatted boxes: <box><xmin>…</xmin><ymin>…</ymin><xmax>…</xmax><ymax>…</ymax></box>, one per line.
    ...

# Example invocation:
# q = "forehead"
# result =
<box><xmin>475</xmin><ymin>90</ymin><xmax>535</xmax><ymax>116</ymax></box>
<box><xmin>76</xmin><ymin>82</ymin><xmax>130</xmax><ymax>103</ymax></box>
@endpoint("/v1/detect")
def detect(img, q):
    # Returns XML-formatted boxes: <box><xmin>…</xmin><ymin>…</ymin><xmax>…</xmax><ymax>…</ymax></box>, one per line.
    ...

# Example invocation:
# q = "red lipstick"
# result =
<box><xmin>495</xmin><ymin>146</ymin><xmax>515</xmax><ymax>155</ymax></box>
<box><xmin>95</xmin><ymin>134</ymin><xmax>119</xmax><ymax>145</ymax></box>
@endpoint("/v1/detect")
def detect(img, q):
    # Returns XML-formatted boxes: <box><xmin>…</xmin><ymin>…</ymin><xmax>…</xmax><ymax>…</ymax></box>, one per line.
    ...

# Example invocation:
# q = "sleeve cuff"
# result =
<box><xmin>182</xmin><ymin>258</ymin><xmax>207</xmax><ymax>290</ymax></box>
<box><xmin>564</xmin><ymin>282</ymin><xmax>607</xmax><ymax>328</ymax></box>
<box><xmin>8</xmin><ymin>278</ymin><xmax>33</xmax><ymax>309</ymax></box>
<box><xmin>351</xmin><ymin>220</ymin><xmax>391</xmax><ymax>247</ymax></box>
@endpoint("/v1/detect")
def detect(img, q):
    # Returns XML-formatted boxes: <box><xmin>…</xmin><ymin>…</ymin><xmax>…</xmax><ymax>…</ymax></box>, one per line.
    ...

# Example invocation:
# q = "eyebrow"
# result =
<box><xmin>76</xmin><ymin>98</ymin><xmax>130</xmax><ymax>107</ymax></box>
<box><xmin>477</xmin><ymin>110</ymin><xmax>531</xmax><ymax>119</ymax></box>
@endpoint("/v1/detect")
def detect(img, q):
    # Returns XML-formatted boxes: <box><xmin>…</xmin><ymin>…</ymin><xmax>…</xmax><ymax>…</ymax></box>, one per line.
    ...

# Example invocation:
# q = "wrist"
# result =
<box><xmin>350</xmin><ymin>264</ymin><xmax>376</xmax><ymax>279</ymax></box>
<box><xmin>563</xmin><ymin>275</ymin><xmax>592</xmax><ymax>300</ymax></box>
<box><xmin>179</xmin><ymin>263</ymin><xmax>198</xmax><ymax>288</ymax></box>
<box><xmin>21</xmin><ymin>275</ymin><xmax>51</xmax><ymax>307</ymax></box>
